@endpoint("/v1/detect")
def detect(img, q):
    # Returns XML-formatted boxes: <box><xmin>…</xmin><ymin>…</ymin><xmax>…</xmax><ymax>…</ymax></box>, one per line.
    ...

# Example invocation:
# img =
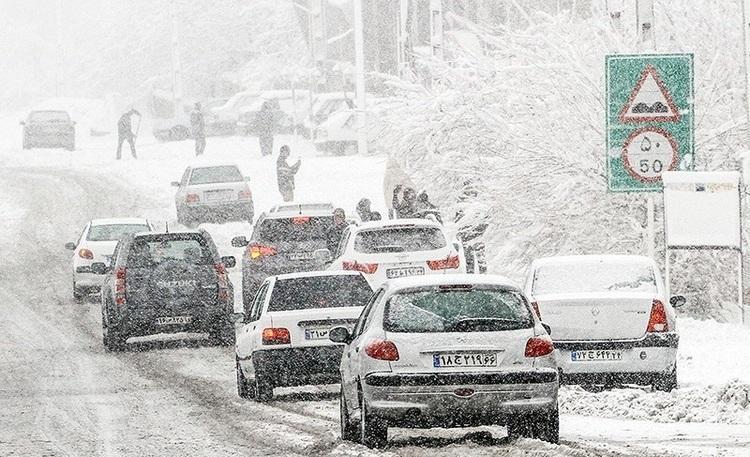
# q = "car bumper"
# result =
<box><xmin>251</xmin><ymin>346</ymin><xmax>344</xmax><ymax>387</ymax></box>
<box><xmin>362</xmin><ymin>369</ymin><xmax>559</xmax><ymax>427</ymax></box>
<box><xmin>111</xmin><ymin>307</ymin><xmax>232</xmax><ymax>338</ymax></box>
<box><xmin>73</xmin><ymin>270</ymin><xmax>105</xmax><ymax>289</ymax></box>
<box><xmin>183</xmin><ymin>201</ymin><xmax>254</xmax><ymax>222</ymax></box>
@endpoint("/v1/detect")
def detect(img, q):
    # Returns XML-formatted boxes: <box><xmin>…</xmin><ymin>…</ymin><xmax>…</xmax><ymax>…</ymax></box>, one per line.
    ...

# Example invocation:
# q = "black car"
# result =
<box><xmin>95</xmin><ymin>229</ymin><xmax>237</xmax><ymax>351</ymax></box>
<box><xmin>22</xmin><ymin>110</ymin><xmax>75</xmax><ymax>150</ymax></box>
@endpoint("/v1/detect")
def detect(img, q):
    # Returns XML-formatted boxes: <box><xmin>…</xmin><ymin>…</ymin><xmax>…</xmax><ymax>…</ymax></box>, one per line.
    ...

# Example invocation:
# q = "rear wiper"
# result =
<box><xmin>445</xmin><ymin>317</ymin><xmax>524</xmax><ymax>332</ymax></box>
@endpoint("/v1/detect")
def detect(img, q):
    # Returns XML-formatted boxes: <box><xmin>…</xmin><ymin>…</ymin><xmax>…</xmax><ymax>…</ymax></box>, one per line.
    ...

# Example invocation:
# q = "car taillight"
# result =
<box><xmin>426</xmin><ymin>254</ymin><xmax>460</xmax><ymax>270</ymax></box>
<box><xmin>525</xmin><ymin>336</ymin><xmax>554</xmax><ymax>357</ymax></box>
<box><xmin>292</xmin><ymin>216</ymin><xmax>310</xmax><ymax>224</ymax></box>
<box><xmin>114</xmin><ymin>266</ymin><xmax>127</xmax><ymax>306</ymax></box>
<box><xmin>214</xmin><ymin>263</ymin><xmax>230</xmax><ymax>302</ymax></box>
<box><xmin>262</xmin><ymin>327</ymin><xmax>290</xmax><ymax>345</ymax></box>
<box><xmin>531</xmin><ymin>301</ymin><xmax>542</xmax><ymax>319</ymax></box>
<box><xmin>647</xmin><ymin>299</ymin><xmax>669</xmax><ymax>333</ymax></box>
<box><xmin>238</xmin><ymin>189</ymin><xmax>252</xmax><ymax>200</ymax></box>
<box><xmin>248</xmin><ymin>244</ymin><xmax>277</xmax><ymax>260</ymax></box>
<box><xmin>364</xmin><ymin>339</ymin><xmax>399</xmax><ymax>361</ymax></box>
<box><xmin>342</xmin><ymin>260</ymin><xmax>378</xmax><ymax>274</ymax></box>
<box><xmin>186</xmin><ymin>193</ymin><xmax>200</xmax><ymax>203</ymax></box>
<box><xmin>78</xmin><ymin>248</ymin><xmax>94</xmax><ymax>260</ymax></box>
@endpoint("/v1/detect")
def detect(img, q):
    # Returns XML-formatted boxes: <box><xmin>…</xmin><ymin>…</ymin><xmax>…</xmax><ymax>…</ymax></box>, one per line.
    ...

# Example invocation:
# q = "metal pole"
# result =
<box><xmin>665</xmin><ymin>247</ymin><xmax>671</xmax><ymax>299</ymax></box>
<box><xmin>742</xmin><ymin>0</ymin><xmax>750</xmax><ymax>198</ymax></box>
<box><xmin>56</xmin><ymin>0</ymin><xmax>63</xmax><ymax>96</ymax></box>
<box><xmin>353</xmin><ymin>0</ymin><xmax>367</xmax><ymax>155</ymax></box>
<box><xmin>170</xmin><ymin>0</ymin><xmax>183</xmax><ymax>113</ymax></box>
<box><xmin>429</xmin><ymin>0</ymin><xmax>444</xmax><ymax>60</ymax></box>
<box><xmin>646</xmin><ymin>194</ymin><xmax>655</xmax><ymax>259</ymax></box>
<box><xmin>636</xmin><ymin>0</ymin><xmax>656</xmax><ymax>50</ymax></box>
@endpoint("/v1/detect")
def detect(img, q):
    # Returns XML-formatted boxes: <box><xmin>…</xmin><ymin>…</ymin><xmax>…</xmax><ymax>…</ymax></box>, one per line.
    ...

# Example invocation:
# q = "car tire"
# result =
<box><xmin>209</xmin><ymin>324</ymin><xmax>236</xmax><ymax>346</ymax></box>
<box><xmin>73</xmin><ymin>282</ymin><xmax>85</xmax><ymax>303</ymax></box>
<box><xmin>507</xmin><ymin>409</ymin><xmax>559</xmax><ymax>444</ymax></box>
<box><xmin>359</xmin><ymin>393</ymin><xmax>387</xmax><ymax>448</ymax></box>
<box><xmin>253</xmin><ymin>364</ymin><xmax>273</xmax><ymax>402</ymax></box>
<box><xmin>22</xmin><ymin>136</ymin><xmax>30</xmax><ymax>150</ymax></box>
<box><xmin>236</xmin><ymin>357</ymin><xmax>253</xmax><ymax>399</ymax></box>
<box><xmin>653</xmin><ymin>366</ymin><xmax>678</xmax><ymax>392</ymax></box>
<box><xmin>506</xmin><ymin>416</ymin><xmax>532</xmax><ymax>440</ymax></box>
<box><xmin>340</xmin><ymin>385</ymin><xmax>360</xmax><ymax>442</ymax></box>
<box><xmin>103</xmin><ymin>325</ymin><xmax>126</xmax><ymax>352</ymax></box>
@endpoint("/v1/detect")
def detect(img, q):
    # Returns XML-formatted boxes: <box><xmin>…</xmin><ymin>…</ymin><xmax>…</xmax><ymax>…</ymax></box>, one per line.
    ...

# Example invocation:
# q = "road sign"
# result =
<box><xmin>606</xmin><ymin>54</ymin><xmax>693</xmax><ymax>192</ymax></box>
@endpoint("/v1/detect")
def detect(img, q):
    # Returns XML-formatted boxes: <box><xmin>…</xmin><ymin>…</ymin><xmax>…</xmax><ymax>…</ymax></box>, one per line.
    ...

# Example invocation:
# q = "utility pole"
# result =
<box><xmin>636</xmin><ymin>0</ymin><xmax>656</xmax><ymax>259</ymax></box>
<box><xmin>742</xmin><ymin>0</ymin><xmax>750</xmax><ymax>185</ymax></box>
<box><xmin>353</xmin><ymin>0</ymin><xmax>367</xmax><ymax>155</ymax></box>
<box><xmin>429</xmin><ymin>0</ymin><xmax>444</xmax><ymax>60</ymax></box>
<box><xmin>170</xmin><ymin>0</ymin><xmax>183</xmax><ymax>116</ymax></box>
<box><xmin>56</xmin><ymin>0</ymin><xmax>63</xmax><ymax>96</ymax></box>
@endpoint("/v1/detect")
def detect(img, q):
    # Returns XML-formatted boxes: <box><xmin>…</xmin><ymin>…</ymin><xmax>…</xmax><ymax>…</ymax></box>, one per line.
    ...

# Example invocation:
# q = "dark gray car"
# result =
<box><xmin>22</xmin><ymin>110</ymin><xmax>75</xmax><ymax>150</ymax></box>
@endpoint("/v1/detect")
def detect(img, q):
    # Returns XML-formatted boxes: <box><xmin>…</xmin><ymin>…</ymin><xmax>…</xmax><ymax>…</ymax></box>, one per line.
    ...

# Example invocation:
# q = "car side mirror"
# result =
<box><xmin>91</xmin><ymin>262</ymin><xmax>107</xmax><ymax>275</ymax></box>
<box><xmin>231</xmin><ymin>236</ymin><xmax>249</xmax><ymax>248</ymax></box>
<box><xmin>541</xmin><ymin>322</ymin><xmax>552</xmax><ymax>336</ymax></box>
<box><xmin>670</xmin><ymin>295</ymin><xmax>686</xmax><ymax>308</ymax></box>
<box><xmin>65</xmin><ymin>242</ymin><xmax>77</xmax><ymax>250</ymax></box>
<box><xmin>170</xmin><ymin>181</ymin><xmax>181</xmax><ymax>187</ymax></box>
<box><xmin>231</xmin><ymin>312</ymin><xmax>245</xmax><ymax>323</ymax></box>
<box><xmin>221</xmin><ymin>256</ymin><xmax>236</xmax><ymax>268</ymax></box>
<box><xmin>313</xmin><ymin>248</ymin><xmax>332</xmax><ymax>264</ymax></box>
<box><xmin>329</xmin><ymin>326</ymin><xmax>352</xmax><ymax>344</ymax></box>
<box><xmin>244</xmin><ymin>176</ymin><xmax>251</xmax><ymax>182</ymax></box>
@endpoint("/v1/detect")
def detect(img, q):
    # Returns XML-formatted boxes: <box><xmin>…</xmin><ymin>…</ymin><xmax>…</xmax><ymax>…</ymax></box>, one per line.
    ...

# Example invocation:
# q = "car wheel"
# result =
<box><xmin>236</xmin><ymin>357</ymin><xmax>253</xmax><ymax>399</ymax></box>
<box><xmin>359</xmin><ymin>391</ymin><xmax>387</xmax><ymax>448</ymax></box>
<box><xmin>103</xmin><ymin>324</ymin><xmax>126</xmax><ymax>352</ymax></box>
<box><xmin>73</xmin><ymin>282</ymin><xmax>85</xmax><ymax>303</ymax></box>
<box><xmin>532</xmin><ymin>408</ymin><xmax>560</xmax><ymax>444</ymax></box>
<box><xmin>22</xmin><ymin>136</ymin><xmax>30</xmax><ymax>149</ymax></box>
<box><xmin>506</xmin><ymin>416</ymin><xmax>532</xmax><ymax>440</ymax></box>
<box><xmin>209</xmin><ymin>324</ymin><xmax>236</xmax><ymax>346</ymax></box>
<box><xmin>340</xmin><ymin>385</ymin><xmax>360</xmax><ymax>442</ymax></box>
<box><xmin>653</xmin><ymin>366</ymin><xmax>678</xmax><ymax>392</ymax></box>
<box><xmin>253</xmin><ymin>364</ymin><xmax>273</xmax><ymax>402</ymax></box>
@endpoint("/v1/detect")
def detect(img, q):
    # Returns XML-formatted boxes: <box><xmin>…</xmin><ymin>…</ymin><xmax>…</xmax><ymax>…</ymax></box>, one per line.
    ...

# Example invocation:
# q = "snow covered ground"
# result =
<box><xmin>1</xmin><ymin>113</ymin><xmax>750</xmax><ymax>456</ymax></box>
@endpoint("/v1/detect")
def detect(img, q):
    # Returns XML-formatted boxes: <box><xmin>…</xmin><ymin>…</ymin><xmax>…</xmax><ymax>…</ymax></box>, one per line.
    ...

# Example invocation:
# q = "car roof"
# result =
<box><xmin>383</xmin><ymin>274</ymin><xmax>520</xmax><ymax>294</ymax></box>
<box><xmin>261</xmin><ymin>202</ymin><xmax>335</xmax><ymax>218</ymax></box>
<box><xmin>532</xmin><ymin>254</ymin><xmax>655</xmax><ymax>267</ymax></box>
<box><xmin>90</xmin><ymin>217</ymin><xmax>150</xmax><ymax>226</ymax></box>
<box><xmin>132</xmin><ymin>229</ymin><xmax>205</xmax><ymax>238</ymax></box>
<box><xmin>355</xmin><ymin>218</ymin><xmax>444</xmax><ymax>231</ymax></box>
<box><xmin>272</xmin><ymin>270</ymin><xmax>364</xmax><ymax>282</ymax></box>
<box><xmin>187</xmin><ymin>163</ymin><xmax>240</xmax><ymax>170</ymax></box>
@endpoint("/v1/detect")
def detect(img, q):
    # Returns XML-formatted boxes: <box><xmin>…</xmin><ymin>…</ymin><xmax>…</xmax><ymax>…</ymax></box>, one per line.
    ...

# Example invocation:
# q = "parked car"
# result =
<box><xmin>524</xmin><ymin>255</ymin><xmax>685</xmax><ymax>392</ymax></box>
<box><xmin>202</xmin><ymin>98</ymin><xmax>231</xmax><ymax>136</ymax></box>
<box><xmin>303</xmin><ymin>92</ymin><xmax>355</xmax><ymax>137</ymax></box>
<box><xmin>209</xmin><ymin>90</ymin><xmax>262</xmax><ymax>133</ymax></box>
<box><xmin>21</xmin><ymin>110</ymin><xmax>75</xmax><ymax>150</ymax></box>
<box><xmin>95</xmin><ymin>229</ymin><xmax>237</xmax><ymax>351</ymax></box>
<box><xmin>235</xmin><ymin>271</ymin><xmax>373</xmax><ymax>401</ymax></box>
<box><xmin>331</xmin><ymin>274</ymin><xmax>559</xmax><ymax>448</ymax></box>
<box><xmin>172</xmin><ymin>164</ymin><xmax>254</xmax><ymax>226</ymax></box>
<box><xmin>236</xmin><ymin>90</ymin><xmax>311</xmax><ymax>136</ymax></box>
<box><xmin>328</xmin><ymin>219</ymin><xmax>466</xmax><ymax>286</ymax></box>
<box><xmin>231</xmin><ymin>202</ymin><xmax>336</xmax><ymax>306</ymax></box>
<box><xmin>65</xmin><ymin>218</ymin><xmax>154</xmax><ymax>302</ymax></box>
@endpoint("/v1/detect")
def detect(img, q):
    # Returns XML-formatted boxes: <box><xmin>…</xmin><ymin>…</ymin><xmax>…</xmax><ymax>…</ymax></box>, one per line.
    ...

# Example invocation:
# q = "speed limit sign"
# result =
<box><xmin>622</xmin><ymin>127</ymin><xmax>678</xmax><ymax>183</ymax></box>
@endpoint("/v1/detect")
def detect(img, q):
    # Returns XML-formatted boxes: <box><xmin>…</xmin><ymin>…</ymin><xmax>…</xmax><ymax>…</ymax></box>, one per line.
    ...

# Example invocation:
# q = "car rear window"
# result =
<box><xmin>87</xmin><ymin>224</ymin><xmax>149</xmax><ymax>241</ymax></box>
<box><xmin>532</xmin><ymin>261</ymin><xmax>657</xmax><ymax>295</ymax></box>
<box><xmin>189</xmin><ymin>166</ymin><xmax>243</xmax><ymax>185</ymax></box>
<box><xmin>354</xmin><ymin>227</ymin><xmax>446</xmax><ymax>253</ymax></box>
<box><xmin>257</xmin><ymin>216</ymin><xmax>334</xmax><ymax>242</ymax></box>
<box><xmin>128</xmin><ymin>235</ymin><xmax>213</xmax><ymax>267</ymax></box>
<box><xmin>30</xmin><ymin>111</ymin><xmax>69</xmax><ymax>122</ymax></box>
<box><xmin>267</xmin><ymin>275</ymin><xmax>373</xmax><ymax>312</ymax></box>
<box><xmin>384</xmin><ymin>287</ymin><xmax>533</xmax><ymax>333</ymax></box>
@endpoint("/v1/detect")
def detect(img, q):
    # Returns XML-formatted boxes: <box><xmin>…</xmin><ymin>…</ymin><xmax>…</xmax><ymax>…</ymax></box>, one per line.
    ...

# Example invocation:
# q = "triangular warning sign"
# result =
<box><xmin>618</xmin><ymin>65</ymin><xmax>681</xmax><ymax>123</ymax></box>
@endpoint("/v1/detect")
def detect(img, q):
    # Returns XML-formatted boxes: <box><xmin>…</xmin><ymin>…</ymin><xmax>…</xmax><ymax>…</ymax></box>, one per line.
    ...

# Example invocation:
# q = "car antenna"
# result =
<box><xmin>165</xmin><ymin>221</ymin><xmax>169</xmax><ymax>233</ymax></box>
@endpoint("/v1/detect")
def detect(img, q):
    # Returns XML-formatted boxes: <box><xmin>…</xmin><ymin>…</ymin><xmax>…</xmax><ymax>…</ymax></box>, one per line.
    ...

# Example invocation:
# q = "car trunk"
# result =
<box><xmin>269</xmin><ymin>306</ymin><xmax>363</xmax><ymax>348</ymax></box>
<box><xmin>189</xmin><ymin>182</ymin><xmax>245</xmax><ymax>204</ymax></box>
<box><xmin>357</xmin><ymin>248</ymin><xmax>453</xmax><ymax>279</ymax></box>
<box><xmin>126</xmin><ymin>261</ymin><xmax>218</xmax><ymax>315</ymax></box>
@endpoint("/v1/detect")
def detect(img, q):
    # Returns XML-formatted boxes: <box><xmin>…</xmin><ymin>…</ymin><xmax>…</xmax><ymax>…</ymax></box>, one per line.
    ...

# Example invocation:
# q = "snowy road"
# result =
<box><xmin>1</xmin><ymin>131</ymin><xmax>749</xmax><ymax>456</ymax></box>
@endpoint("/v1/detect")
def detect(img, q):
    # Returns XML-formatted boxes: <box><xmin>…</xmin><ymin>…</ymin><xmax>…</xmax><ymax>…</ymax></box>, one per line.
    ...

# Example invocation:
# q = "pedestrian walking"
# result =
<box><xmin>190</xmin><ymin>102</ymin><xmax>206</xmax><ymax>156</ymax></box>
<box><xmin>116</xmin><ymin>108</ymin><xmax>141</xmax><ymax>160</ymax></box>
<box><xmin>327</xmin><ymin>207</ymin><xmax>349</xmax><ymax>253</ymax></box>
<box><xmin>455</xmin><ymin>180</ymin><xmax>488</xmax><ymax>274</ymax></box>
<box><xmin>392</xmin><ymin>185</ymin><xmax>420</xmax><ymax>218</ymax></box>
<box><xmin>257</xmin><ymin>100</ymin><xmax>280</xmax><ymax>156</ymax></box>
<box><xmin>356</xmin><ymin>198</ymin><xmax>382</xmax><ymax>222</ymax></box>
<box><xmin>276</xmin><ymin>145</ymin><xmax>301</xmax><ymax>202</ymax></box>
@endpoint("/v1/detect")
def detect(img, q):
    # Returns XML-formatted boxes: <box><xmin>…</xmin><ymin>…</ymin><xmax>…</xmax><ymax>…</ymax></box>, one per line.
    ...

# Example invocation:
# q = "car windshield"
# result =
<box><xmin>29</xmin><ymin>111</ymin><xmax>69</xmax><ymax>122</ymax></box>
<box><xmin>257</xmin><ymin>216</ymin><xmax>334</xmax><ymax>243</ymax></box>
<box><xmin>532</xmin><ymin>260</ymin><xmax>658</xmax><ymax>295</ymax></box>
<box><xmin>268</xmin><ymin>275</ymin><xmax>373</xmax><ymax>312</ymax></box>
<box><xmin>87</xmin><ymin>224</ymin><xmax>149</xmax><ymax>241</ymax></box>
<box><xmin>384</xmin><ymin>287</ymin><xmax>533</xmax><ymax>333</ymax></box>
<box><xmin>354</xmin><ymin>227</ymin><xmax>446</xmax><ymax>253</ymax></box>
<box><xmin>189</xmin><ymin>166</ymin><xmax>243</xmax><ymax>185</ymax></box>
<box><xmin>128</xmin><ymin>235</ymin><xmax>213</xmax><ymax>267</ymax></box>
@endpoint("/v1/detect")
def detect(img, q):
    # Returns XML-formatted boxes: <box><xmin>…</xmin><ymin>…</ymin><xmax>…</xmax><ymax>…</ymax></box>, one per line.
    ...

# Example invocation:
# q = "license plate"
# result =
<box><xmin>288</xmin><ymin>252</ymin><xmax>315</xmax><ymax>261</ymax></box>
<box><xmin>155</xmin><ymin>316</ymin><xmax>192</xmax><ymax>325</ymax></box>
<box><xmin>386</xmin><ymin>266</ymin><xmax>425</xmax><ymax>279</ymax></box>
<box><xmin>433</xmin><ymin>352</ymin><xmax>497</xmax><ymax>368</ymax></box>
<box><xmin>570</xmin><ymin>349</ymin><xmax>623</xmax><ymax>362</ymax></box>
<box><xmin>304</xmin><ymin>327</ymin><xmax>331</xmax><ymax>340</ymax></box>
<box><xmin>205</xmin><ymin>190</ymin><xmax>232</xmax><ymax>202</ymax></box>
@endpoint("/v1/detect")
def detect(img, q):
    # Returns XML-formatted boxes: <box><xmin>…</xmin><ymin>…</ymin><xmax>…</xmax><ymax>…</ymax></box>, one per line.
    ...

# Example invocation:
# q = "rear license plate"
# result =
<box><xmin>570</xmin><ymin>350</ymin><xmax>623</xmax><ymax>362</ymax></box>
<box><xmin>433</xmin><ymin>353</ymin><xmax>497</xmax><ymax>368</ymax></box>
<box><xmin>288</xmin><ymin>252</ymin><xmax>315</xmax><ymax>261</ymax></box>
<box><xmin>386</xmin><ymin>266</ymin><xmax>425</xmax><ymax>279</ymax></box>
<box><xmin>155</xmin><ymin>316</ymin><xmax>192</xmax><ymax>325</ymax></box>
<box><xmin>304</xmin><ymin>327</ymin><xmax>331</xmax><ymax>340</ymax></box>
<box><xmin>205</xmin><ymin>190</ymin><xmax>233</xmax><ymax>202</ymax></box>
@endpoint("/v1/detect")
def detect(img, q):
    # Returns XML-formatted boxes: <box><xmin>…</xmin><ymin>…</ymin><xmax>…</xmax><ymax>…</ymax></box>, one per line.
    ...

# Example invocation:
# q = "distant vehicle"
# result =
<box><xmin>21</xmin><ymin>110</ymin><xmax>76</xmax><ymax>150</ymax></box>
<box><xmin>210</xmin><ymin>90</ymin><xmax>262</xmax><ymax>133</ymax></box>
<box><xmin>202</xmin><ymin>98</ymin><xmax>231</xmax><ymax>136</ymax></box>
<box><xmin>235</xmin><ymin>271</ymin><xmax>373</xmax><ymax>401</ymax></box>
<box><xmin>236</xmin><ymin>90</ymin><xmax>311</xmax><ymax>136</ymax></box>
<box><xmin>95</xmin><ymin>229</ymin><xmax>237</xmax><ymax>351</ymax></box>
<box><xmin>171</xmin><ymin>164</ymin><xmax>254</xmax><ymax>226</ymax></box>
<box><xmin>332</xmin><ymin>274</ymin><xmax>559</xmax><ymax>448</ymax></box>
<box><xmin>303</xmin><ymin>92</ymin><xmax>355</xmax><ymax>136</ymax></box>
<box><xmin>313</xmin><ymin>108</ymin><xmax>382</xmax><ymax>156</ymax></box>
<box><xmin>231</xmin><ymin>202</ymin><xmax>336</xmax><ymax>306</ymax></box>
<box><xmin>524</xmin><ymin>255</ymin><xmax>685</xmax><ymax>392</ymax></box>
<box><xmin>328</xmin><ymin>219</ymin><xmax>466</xmax><ymax>286</ymax></box>
<box><xmin>65</xmin><ymin>218</ymin><xmax>154</xmax><ymax>302</ymax></box>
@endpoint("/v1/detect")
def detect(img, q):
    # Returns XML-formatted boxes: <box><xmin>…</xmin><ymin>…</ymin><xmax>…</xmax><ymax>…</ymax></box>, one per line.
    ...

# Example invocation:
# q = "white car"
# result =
<box><xmin>235</xmin><ymin>271</ymin><xmax>374</xmax><ymax>402</ymax></box>
<box><xmin>328</xmin><ymin>219</ymin><xmax>466</xmax><ymax>286</ymax></box>
<box><xmin>524</xmin><ymin>255</ymin><xmax>685</xmax><ymax>391</ymax></box>
<box><xmin>171</xmin><ymin>164</ymin><xmax>254</xmax><ymax>225</ymax></box>
<box><xmin>65</xmin><ymin>218</ymin><xmax>153</xmax><ymax>302</ymax></box>
<box><xmin>330</xmin><ymin>274</ymin><xmax>559</xmax><ymax>448</ymax></box>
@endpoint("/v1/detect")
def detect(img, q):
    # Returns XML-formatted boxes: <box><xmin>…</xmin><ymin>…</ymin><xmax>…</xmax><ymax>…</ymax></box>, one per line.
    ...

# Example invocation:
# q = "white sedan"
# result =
<box><xmin>65</xmin><ymin>218</ymin><xmax>153</xmax><ymax>302</ymax></box>
<box><xmin>330</xmin><ymin>274</ymin><xmax>559</xmax><ymax>448</ymax></box>
<box><xmin>524</xmin><ymin>254</ymin><xmax>685</xmax><ymax>391</ymax></box>
<box><xmin>328</xmin><ymin>218</ymin><xmax>466</xmax><ymax>286</ymax></box>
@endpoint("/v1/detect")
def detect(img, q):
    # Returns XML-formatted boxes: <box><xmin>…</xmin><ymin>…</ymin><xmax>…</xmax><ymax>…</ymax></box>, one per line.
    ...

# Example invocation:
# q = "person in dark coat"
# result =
<box><xmin>327</xmin><ymin>208</ymin><xmax>348</xmax><ymax>253</ymax></box>
<box><xmin>256</xmin><ymin>100</ymin><xmax>280</xmax><ymax>156</ymax></box>
<box><xmin>416</xmin><ymin>191</ymin><xmax>443</xmax><ymax>224</ymax></box>
<box><xmin>356</xmin><ymin>198</ymin><xmax>382</xmax><ymax>222</ymax></box>
<box><xmin>116</xmin><ymin>108</ymin><xmax>141</xmax><ymax>160</ymax></box>
<box><xmin>276</xmin><ymin>145</ymin><xmax>301</xmax><ymax>202</ymax></box>
<box><xmin>455</xmin><ymin>180</ymin><xmax>488</xmax><ymax>274</ymax></box>
<box><xmin>392</xmin><ymin>185</ymin><xmax>420</xmax><ymax>218</ymax></box>
<box><xmin>190</xmin><ymin>102</ymin><xmax>206</xmax><ymax>156</ymax></box>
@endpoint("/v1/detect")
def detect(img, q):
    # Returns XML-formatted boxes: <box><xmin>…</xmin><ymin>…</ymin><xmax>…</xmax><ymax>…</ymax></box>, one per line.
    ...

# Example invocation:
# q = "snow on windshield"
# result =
<box><xmin>532</xmin><ymin>261</ymin><xmax>657</xmax><ymax>295</ymax></box>
<box><xmin>86</xmin><ymin>224</ymin><xmax>149</xmax><ymax>241</ymax></box>
<box><xmin>189</xmin><ymin>166</ymin><xmax>243</xmax><ymax>185</ymax></box>
<box><xmin>354</xmin><ymin>227</ymin><xmax>446</xmax><ymax>253</ymax></box>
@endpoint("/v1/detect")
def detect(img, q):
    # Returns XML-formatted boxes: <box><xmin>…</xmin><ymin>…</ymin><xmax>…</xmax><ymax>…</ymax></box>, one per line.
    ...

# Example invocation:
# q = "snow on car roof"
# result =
<box><xmin>532</xmin><ymin>254</ymin><xmax>655</xmax><ymax>266</ymax></box>
<box><xmin>265</xmin><ymin>202</ymin><xmax>335</xmax><ymax>217</ymax></box>
<box><xmin>90</xmin><ymin>217</ymin><xmax>149</xmax><ymax>226</ymax></box>
<box><xmin>273</xmin><ymin>270</ymin><xmax>363</xmax><ymax>281</ymax></box>
<box><xmin>384</xmin><ymin>274</ymin><xmax>519</xmax><ymax>293</ymax></box>
<box><xmin>356</xmin><ymin>218</ymin><xmax>444</xmax><ymax>231</ymax></box>
<box><xmin>188</xmin><ymin>162</ymin><xmax>240</xmax><ymax>170</ymax></box>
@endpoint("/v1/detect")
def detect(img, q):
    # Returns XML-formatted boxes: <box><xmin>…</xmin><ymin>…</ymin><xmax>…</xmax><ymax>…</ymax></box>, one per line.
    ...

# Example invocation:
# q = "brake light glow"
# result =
<box><xmin>262</xmin><ymin>327</ymin><xmax>291</xmax><ymax>345</ymax></box>
<box><xmin>214</xmin><ymin>263</ymin><xmax>230</xmax><ymax>302</ymax></box>
<box><xmin>342</xmin><ymin>260</ymin><xmax>378</xmax><ymax>274</ymax></box>
<box><xmin>647</xmin><ymin>299</ymin><xmax>669</xmax><ymax>333</ymax></box>
<box><xmin>238</xmin><ymin>189</ymin><xmax>252</xmax><ymax>200</ymax></box>
<box><xmin>186</xmin><ymin>193</ymin><xmax>200</xmax><ymax>203</ymax></box>
<box><xmin>531</xmin><ymin>301</ymin><xmax>542</xmax><ymax>319</ymax></box>
<box><xmin>114</xmin><ymin>266</ymin><xmax>127</xmax><ymax>306</ymax></box>
<box><xmin>248</xmin><ymin>244</ymin><xmax>277</xmax><ymax>260</ymax></box>
<box><xmin>364</xmin><ymin>339</ymin><xmax>399</xmax><ymax>361</ymax></box>
<box><xmin>426</xmin><ymin>254</ymin><xmax>460</xmax><ymax>270</ymax></box>
<box><xmin>524</xmin><ymin>337</ymin><xmax>554</xmax><ymax>357</ymax></box>
<box><xmin>78</xmin><ymin>248</ymin><xmax>94</xmax><ymax>260</ymax></box>
<box><xmin>292</xmin><ymin>216</ymin><xmax>310</xmax><ymax>224</ymax></box>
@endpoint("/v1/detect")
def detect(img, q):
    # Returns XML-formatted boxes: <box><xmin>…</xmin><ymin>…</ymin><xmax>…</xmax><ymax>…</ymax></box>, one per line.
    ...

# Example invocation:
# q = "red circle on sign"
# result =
<box><xmin>621</xmin><ymin>126</ymin><xmax>679</xmax><ymax>184</ymax></box>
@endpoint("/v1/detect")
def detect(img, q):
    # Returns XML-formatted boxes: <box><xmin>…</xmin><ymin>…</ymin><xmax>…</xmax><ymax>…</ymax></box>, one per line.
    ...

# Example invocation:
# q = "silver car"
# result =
<box><xmin>172</xmin><ymin>164</ymin><xmax>254</xmax><ymax>225</ymax></box>
<box><xmin>330</xmin><ymin>274</ymin><xmax>559</xmax><ymax>448</ymax></box>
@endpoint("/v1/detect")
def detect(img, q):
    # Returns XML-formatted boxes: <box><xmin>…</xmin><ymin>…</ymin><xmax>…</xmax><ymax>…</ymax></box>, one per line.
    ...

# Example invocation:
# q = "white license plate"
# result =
<box><xmin>433</xmin><ymin>352</ymin><xmax>497</xmax><ymax>368</ymax></box>
<box><xmin>205</xmin><ymin>191</ymin><xmax>232</xmax><ymax>202</ymax></box>
<box><xmin>570</xmin><ymin>349</ymin><xmax>623</xmax><ymax>362</ymax></box>
<box><xmin>155</xmin><ymin>316</ymin><xmax>192</xmax><ymax>325</ymax></box>
<box><xmin>288</xmin><ymin>252</ymin><xmax>315</xmax><ymax>261</ymax></box>
<box><xmin>304</xmin><ymin>327</ymin><xmax>330</xmax><ymax>340</ymax></box>
<box><xmin>386</xmin><ymin>266</ymin><xmax>425</xmax><ymax>279</ymax></box>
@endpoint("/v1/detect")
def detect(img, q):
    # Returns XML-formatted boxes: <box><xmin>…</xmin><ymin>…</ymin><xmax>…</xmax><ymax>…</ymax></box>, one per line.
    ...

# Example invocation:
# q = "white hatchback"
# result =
<box><xmin>235</xmin><ymin>271</ymin><xmax>373</xmax><ymax>402</ymax></box>
<box><xmin>328</xmin><ymin>219</ymin><xmax>466</xmax><ymax>286</ymax></box>
<box><xmin>524</xmin><ymin>255</ymin><xmax>685</xmax><ymax>391</ymax></box>
<box><xmin>331</xmin><ymin>274</ymin><xmax>559</xmax><ymax>448</ymax></box>
<box><xmin>65</xmin><ymin>218</ymin><xmax>153</xmax><ymax>302</ymax></box>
